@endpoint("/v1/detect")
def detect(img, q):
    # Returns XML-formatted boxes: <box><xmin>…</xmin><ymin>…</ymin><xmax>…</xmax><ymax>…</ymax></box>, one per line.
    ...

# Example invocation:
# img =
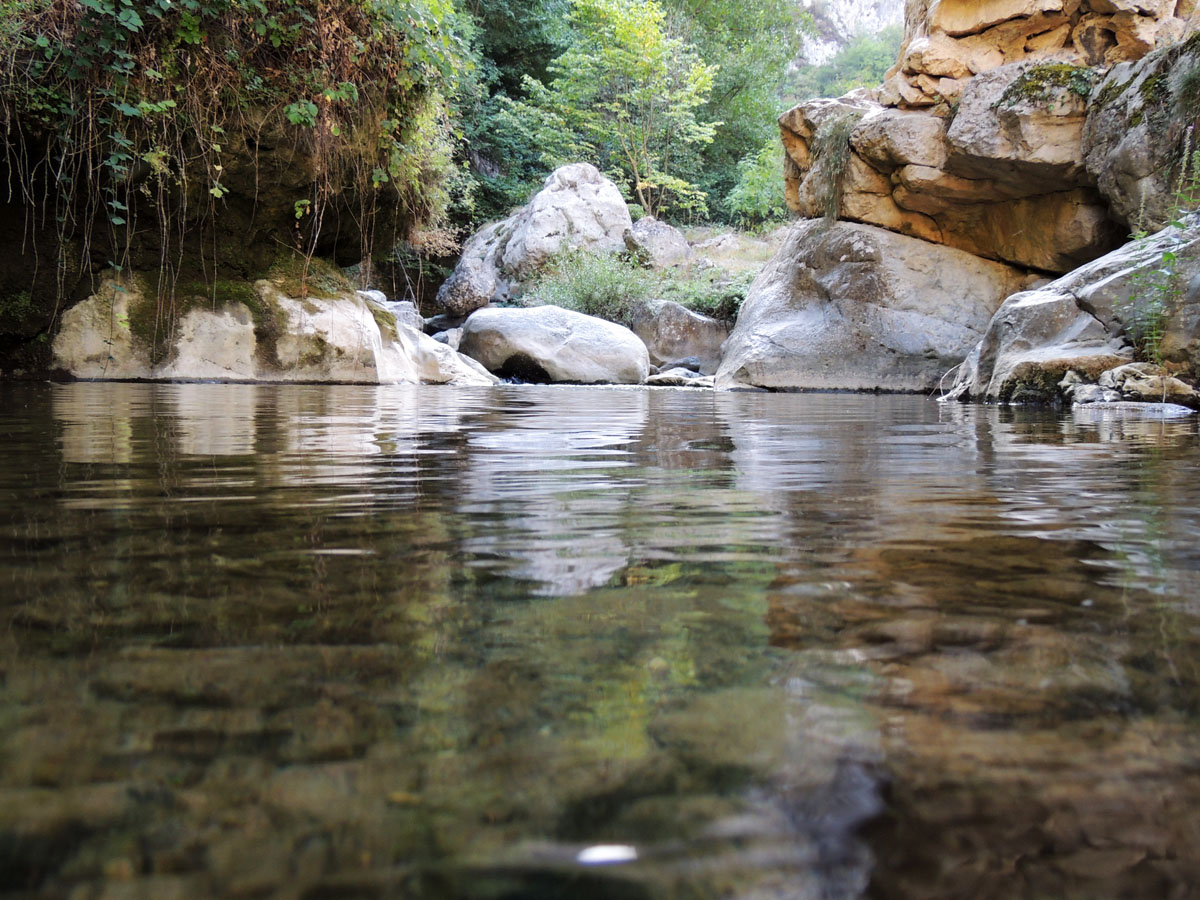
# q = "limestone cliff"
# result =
<box><xmin>781</xmin><ymin>0</ymin><xmax>1198</xmax><ymax>272</ymax></box>
<box><xmin>723</xmin><ymin>1</ymin><xmax>1200</xmax><ymax>394</ymax></box>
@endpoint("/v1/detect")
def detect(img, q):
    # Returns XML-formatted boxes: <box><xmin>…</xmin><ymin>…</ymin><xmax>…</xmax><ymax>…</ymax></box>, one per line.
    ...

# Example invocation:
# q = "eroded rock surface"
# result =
<box><xmin>716</xmin><ymin>220</ymin><xmax>1034</xmax><ymax>392</ymax></box>
<box><xmin>783</xmin><ymin>61</ymin><xmax>1124</xmax><ymax>272</ymax></box>
<box><xmin>1084</xmin><ymin>34</ymin><xmax>1200</xmax><ymax>230</ymax></box>
<box><xmin>631</xmin><ymin>300</ymin><xmax>731</xmax><ymax>376</ymax></box>
<box><xmin>892</xmin><ymin>0</ymin><xmax>1190</xmax><ymax>108</ymax></box>
<box><xmin>779</xmin><ymin>3</ymin><xmax>1197</xmax><ymax>274</ymax></box>
<box><xmin>52</xmin><ymin>276</ymin><xmax>497</xmax><ymax>386</ymax></box>
<box><xmin>624</xmin><ymin>217</ymin><xmax>693</xmax><ymax>268</ymax></box>
<box><xmin>946</xmin><ymin>214</ymin><xmax>1200</xmax><ymax>402</ymax></box>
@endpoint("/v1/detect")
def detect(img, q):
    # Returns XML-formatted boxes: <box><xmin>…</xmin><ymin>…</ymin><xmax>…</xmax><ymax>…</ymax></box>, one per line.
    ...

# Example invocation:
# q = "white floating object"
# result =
<box><xmin>576</xmin><ymin>844</ymin><xmax>638</xmax><ymax>865</ymax></box>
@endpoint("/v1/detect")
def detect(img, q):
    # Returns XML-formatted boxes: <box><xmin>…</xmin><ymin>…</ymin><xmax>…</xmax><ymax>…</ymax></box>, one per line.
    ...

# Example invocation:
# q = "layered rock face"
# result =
<box><xmin>891</xmin><ymin>0</ymin><xmax>1194</xmax><ymax>108</ymax></box>
<box><xmin>781</xmin><ymin>2</ymin><xmax>1197</xmax><ymax>274</ymax></box>
<box><xmin>53</xmin><ymin>277</ymin><xmax>496</xmax><ymax>386</ymax></box>
<box><xmin>754</xmin><ymin>2</ymin><xmax>1199</xmax><ymax>395</ymax></box>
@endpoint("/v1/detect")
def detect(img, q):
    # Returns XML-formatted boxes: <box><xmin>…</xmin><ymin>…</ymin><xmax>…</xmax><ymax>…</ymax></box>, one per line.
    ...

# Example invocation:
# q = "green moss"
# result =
<box><xmin>239</xmin><ymin>289</ymin><xmax>288</xmax><ymax>370</ymax></box>
<box><xmin>368</xmin><ymin>303</ymin><xmax>399</xmax><ymax>343</ymax></box>
<box><xmin>997</xmin><ymin>63</ymin><xmax>1098</xmax><ymax>108</ymax></box>
<box><xmin>1175</xmin><ymin>63</ymin><xmax>1200</xmax><ymax>122</ymax></box>
<box><xmin>1093</xmin><ymin>75</ymin><xmax>1133</xmax><ymax>110</ymax></box>
<box><xmin>1139</xmin><ymin>72</ymin><xmax>1169</xmax><ymax>106</ymax></box>
<box><xmin>998</xmin><ymin>363</ymin><xmax>1068</xmax><ymax>405</ymax></box>
<box><xmin>0</xmin><ymin>290</ymin><xmax>37</xmax><ymax>332</ymax></box>
<box><xmin>297</xmin><ymin>334</ymin><xmax>331</xmax><ymax>368</ymax></box>
<box><xmin>268</xmin><ymin>253</ymin><xmax>353</xmax><ymax>299</ymax></box>
<box><xmin>175</xmin><ymin>279</ymin><xmax>259</xmax><ymax>310</ymax></box>
<box><xmin>125</xmin><ymin>276</ymin><xmax>186</xmax><ymax>366</ymax></box>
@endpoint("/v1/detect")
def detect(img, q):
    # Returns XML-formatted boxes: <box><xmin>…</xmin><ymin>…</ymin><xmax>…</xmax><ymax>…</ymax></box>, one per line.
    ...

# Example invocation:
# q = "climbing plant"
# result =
<box><xmin>0</xmin><ymin>0</ymin><xmax>467</xmax><ymax>330</ymax></box>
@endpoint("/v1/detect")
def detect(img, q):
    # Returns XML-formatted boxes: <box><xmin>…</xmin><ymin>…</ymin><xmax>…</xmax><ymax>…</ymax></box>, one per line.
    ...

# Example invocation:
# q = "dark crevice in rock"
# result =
<box><xmin>495</xmin><ymin>353</ymin><xmax>552</xmax><ymax>384</ymax></box>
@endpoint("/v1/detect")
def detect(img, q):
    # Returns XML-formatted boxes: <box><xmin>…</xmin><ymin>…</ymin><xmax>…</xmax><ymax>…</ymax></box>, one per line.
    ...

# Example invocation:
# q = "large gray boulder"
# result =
<box><xmin>946</xmin><ymin>214</ymin><xmax>1200</xmax><ymax>403</ymax></box>
<box><xmin>715</xmin><ymin>220</ymin><xmax>1033</xmax><ymax>392</ymax></box>
<box><xmin>434</xmin><ymin>164</ymin><xmax>632</xmax><ymax>316</ymax></box>
<box><xmin>434</xmin><ymin>221</ymin><xmax>510</xmax><ymax>317</ymax></box>
<box><xmin>630</xmin><ymin>300</ymin><xmax>731</xmax><ymax>375</ymax></box>
<box><xmin>502</xmin><ymin>164</ymin><xmax>632</xmax><ymax>278</ymax></box>
<box><xmin>624</xmin><ymin>217</ymin><xmax>692</xmax><ymax>268</ymax></box>
<box><xmin>459</xmin><ymin>305</ymin><xmax>650</xmax><ymax>384</ymax></box>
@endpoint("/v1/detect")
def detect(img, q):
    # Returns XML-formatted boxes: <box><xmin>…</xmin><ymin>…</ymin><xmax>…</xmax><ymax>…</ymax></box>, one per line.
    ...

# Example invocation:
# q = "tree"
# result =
<box><xmin>724</xmin><ymin>138</ymin><xmax>788</xmax><ymax>227</ymax></box>
<box><xmin>521</xmin><ymin>0</ymin><xmax>719</xmax><ymax>219</ymax></box>
<box><xmin>664</xmin><ymin>0</ymin><xmax>814</xmax><ymax>219</ymax></box>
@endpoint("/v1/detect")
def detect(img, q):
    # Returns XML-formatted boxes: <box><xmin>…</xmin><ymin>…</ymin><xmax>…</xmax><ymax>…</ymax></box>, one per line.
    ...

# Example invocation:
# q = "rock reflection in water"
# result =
<box><xmin>0</xmin><ymin>384</ymin><xmax>1198</xmax><ymax>899</ymax></box>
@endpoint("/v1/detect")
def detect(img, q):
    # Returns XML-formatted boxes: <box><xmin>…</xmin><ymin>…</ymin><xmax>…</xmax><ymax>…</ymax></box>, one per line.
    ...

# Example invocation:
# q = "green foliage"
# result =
<box><xmin>524</xmin><ymin>249</ymin><xmax>654</xmax><ymax>326</ymax></box>
<box><xmin>656</xmin><ymin>268</ymin><xmax>750</xmax><ymax>321</ymax></box>
<box><xmin>724</xmin><ymin>138</ymin><xmax>789</xmax><ymax>227</ymax></box>
<box><xmin>665</xmin><ymin>0</ymin><xmax>814</xmax><ymax>221</ymax></box>
<box><xmin>448</xmin><ymin>0</ymin><xmax>571</xmax><ymax>221</ymax></box>
<box><xmin>810</xmin><ymin>109</ymin><xmax>866</xmax><ymax>220</ymax></box>
<box><xmin>457</xmin><ymin>0</ymin><xmax>814</xmax><ymax>226</ymax></box>
<box><xmin>513</xmin><ymin>0</ymin><xmax>720</xmax><ymax>219</ymax></box>
<box><xmin>785</xmin><ymin>26</ymin><xmax>902</xmax><ymax>104</ymax></box>
<box><xmin>0</xmin><ymin>0</ymin><xmax>467</xmax><ymax>308</ymax></box>
<box><xmin>524</xmin><ymin>247</ymin><xmax>751</xmax><ymax>326</ymax></box>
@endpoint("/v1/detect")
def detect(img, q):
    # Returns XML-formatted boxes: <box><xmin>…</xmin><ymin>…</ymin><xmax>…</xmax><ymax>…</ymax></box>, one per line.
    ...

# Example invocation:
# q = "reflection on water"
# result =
<box><xmin>2</xmin><ymin>383</ymin><xmax>1200</xmax><ymax>898</ymax></box>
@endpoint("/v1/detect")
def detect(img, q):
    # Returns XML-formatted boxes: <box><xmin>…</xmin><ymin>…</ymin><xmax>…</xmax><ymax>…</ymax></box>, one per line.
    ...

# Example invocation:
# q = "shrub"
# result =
<box><xmin>523</xmin><ymin>249</ymin><xmax>654</xmax><ymax>325</ymax></box>
<box><xmin>525</xmin><ymin>247</ymin><xmax>750</xmax><ymax>325</ymax></box>
<box><xmin>724</xmin><ymin>139</ymin><xmax>789</xmax><ymax>228</ymax></box>
<box><xmin>0</xmin><ymin>0</ymin><xmax>466</xmax><ymax>298</ymax></box>
<box><xmin>657</xmin><ymin>269</ymin><xmax>750</xmax><ymax>321</ymax></box>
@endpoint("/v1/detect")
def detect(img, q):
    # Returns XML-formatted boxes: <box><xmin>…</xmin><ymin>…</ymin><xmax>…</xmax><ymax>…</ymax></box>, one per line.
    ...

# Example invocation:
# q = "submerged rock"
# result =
<box><xmin>1098</xmin><ymin>362</ymin><xmax>1200</xmax><ymax>406</ymax></box>
<box><xmin>645</xmin><ymin>369</ymin><xmax>715</xmax><ymax>388</ymax></box>
<box><xmin>716</xmin><ymin>220</ymin><xmax>1033</xmax><ymax>392</ymax></box>
<box><xmin>434</xmin><ymin>164</ymin><xmax>633</xmax><ymax>316</ymax></box>
<box><xmin>52</xmin><ymin>275</ymin><xmax>497</xmax><ymax>386</ymax></box>
<box><xmin>459</xmin><ymin>305</ymin><xmax>650</xmax><ymax>384</ymax></box>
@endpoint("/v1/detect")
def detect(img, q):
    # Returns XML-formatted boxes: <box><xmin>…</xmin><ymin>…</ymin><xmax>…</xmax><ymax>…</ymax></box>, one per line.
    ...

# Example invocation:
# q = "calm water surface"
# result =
<box><xmin>3</xmin><ymin>383</ymin><xmax>1200</xmax><ymax>899</ymax></box>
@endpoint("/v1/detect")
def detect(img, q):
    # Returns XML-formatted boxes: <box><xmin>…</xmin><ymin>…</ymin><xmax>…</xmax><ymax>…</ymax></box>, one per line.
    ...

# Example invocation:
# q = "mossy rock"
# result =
<box><xmin>998</xmin><ymin>64</ymin><xmax>1098</xmax><ymax>108</ymax></box>
<box><xmin>367</xmin><ymin>303</ymin><xmax>399</xmax><ymax>343</ymax></box>
<box><xmin>998</xmin><ymin>362</ymin><xmax>1069</xmax><ymax>405</ymax></box>
<box><xmin>268</xmin><ymin>252</ymin><xmax>355</xmax><ymax>300</ymax></box>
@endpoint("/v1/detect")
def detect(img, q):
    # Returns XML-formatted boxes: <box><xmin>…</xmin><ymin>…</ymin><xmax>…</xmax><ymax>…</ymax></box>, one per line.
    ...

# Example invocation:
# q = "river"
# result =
<box><xmin>2</xmin><ymin>382</ymin><xmax>1199</xmax><ymax>899</ymax></box>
